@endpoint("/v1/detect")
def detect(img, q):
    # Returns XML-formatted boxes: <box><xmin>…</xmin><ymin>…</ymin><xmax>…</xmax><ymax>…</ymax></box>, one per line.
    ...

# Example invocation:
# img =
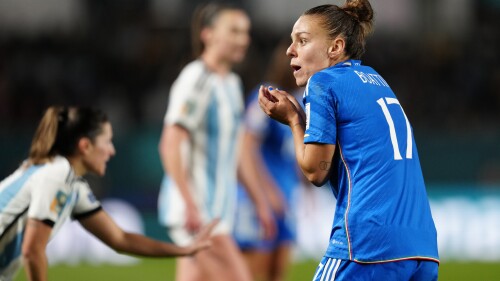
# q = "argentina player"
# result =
<box><xmin>157</xmin><ymin>3</ymin><xmax>274</xmax><ymax>281</ymax></box>
<box><xmin>0</xmin><ymin>107</ymin><xmax>216</xmax><ymax>281</ymax></box>
<box><xmin>258</xmin><ymin>0</ymin><xmax>439</xmax><ymax>280</ymax></box>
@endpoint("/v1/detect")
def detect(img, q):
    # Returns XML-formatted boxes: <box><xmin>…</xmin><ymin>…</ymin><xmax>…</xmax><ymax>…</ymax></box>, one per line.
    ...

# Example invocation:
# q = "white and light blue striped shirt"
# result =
<box><xmin>158</xmin><ymin>60</ymin><xmax>244</xmax><ymax>233</ymax></box>
<box><xmin>0</xmin><ymin>156</ymin><xmax>101</xmax><ymax>280</ymax></box>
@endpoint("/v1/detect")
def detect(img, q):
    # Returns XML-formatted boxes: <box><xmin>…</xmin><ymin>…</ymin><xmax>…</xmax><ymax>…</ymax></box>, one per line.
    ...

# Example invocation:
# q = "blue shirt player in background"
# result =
<box><xmin>235</xmin><ymin>40</ymin><xmax>302</xmax><ymax>281</ymax></box>
<box><xmin>258</xmin><ymin>0</ymin><xmax>439</xmax><ymax>280</ymax></box>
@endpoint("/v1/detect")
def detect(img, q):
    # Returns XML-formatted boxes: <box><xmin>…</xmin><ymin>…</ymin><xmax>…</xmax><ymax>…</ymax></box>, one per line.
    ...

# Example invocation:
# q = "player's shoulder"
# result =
<box><xmin>177</xmin><ymin>60</ymin><xmax>210</xmax><ymax>84</ymax></box>
<box><xmin>179</xmin><ymin>60</ymin><xmax>204</xmax><ymax>75</ymax></box>
<box><xmin>227</xmin><ymin>70</ymin><xmax>242</xmax><ymax>84</ymax></box>
<box><xmin>38</xmin><ymin>156</ymin><xmax>74</xmax><ymax>182</ymax></box>
<box><xmin>306</xmin><ymin>70</ymin><xmax>336</xmax><ymax>98</ymax></box>
<box><xmin>73</xmin><ymin>177</ymin><xmax>90</xmax><ymax>187</ymax></box>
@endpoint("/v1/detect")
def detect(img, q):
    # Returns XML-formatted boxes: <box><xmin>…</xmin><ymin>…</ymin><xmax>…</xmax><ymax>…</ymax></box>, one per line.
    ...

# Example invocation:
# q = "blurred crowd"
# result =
<box><xmin>0</xmin><ymin>0</ymin><xmax>499</xmax><ymax>187</ymax></box>
<box><xmin>1</xmin><ymin>0</ymin><xmax>499</xmax><ymax>131</ymax></box>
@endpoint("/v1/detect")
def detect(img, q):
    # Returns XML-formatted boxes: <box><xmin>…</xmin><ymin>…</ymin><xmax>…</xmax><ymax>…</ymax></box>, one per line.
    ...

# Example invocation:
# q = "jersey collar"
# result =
<box><xmin>335</xmin><ymin>59</ymin><xmax>362</xmax><ymax>67</ymax></box>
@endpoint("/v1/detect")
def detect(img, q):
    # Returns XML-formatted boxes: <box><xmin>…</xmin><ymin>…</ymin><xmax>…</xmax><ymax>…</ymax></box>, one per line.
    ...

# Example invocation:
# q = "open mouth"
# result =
<box><xmin>291</xmin><ymin>64</ymin><xmax>301</xmax><ymax>72</ymax></box>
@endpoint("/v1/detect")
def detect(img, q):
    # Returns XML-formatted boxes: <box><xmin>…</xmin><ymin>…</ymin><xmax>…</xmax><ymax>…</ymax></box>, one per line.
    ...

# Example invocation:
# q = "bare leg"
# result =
<box><xmin>175</xmin><ymin>256</ymin><xmax>201</xmax><ymax>281</ymax></box>
<box><xmin>187</xmin><ymin>234</ymin><xmax>252</xmax><ymax>281</ymax></box>
<box><xmin>242</xmin><ymin>250</ymin><xmax>272</xmax><ymax>281</ymax></box>
<box><xmin>269</xmin><ymin>243</ymin><xmax>293</xmax><ymax>281</ymax></box>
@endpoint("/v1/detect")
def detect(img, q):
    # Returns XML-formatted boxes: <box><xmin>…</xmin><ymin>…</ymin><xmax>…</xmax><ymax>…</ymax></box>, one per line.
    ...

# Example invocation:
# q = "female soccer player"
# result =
<box><xmin>157</xmin><ymin>2</ymin><xmax>272</xmax><ymax>281</ymax></box>
<box><xmin>0</xmin><ymin>106</ymin><xmax>216</xmax><ymax>281</ymax></box>
<box><xmin>234</xmin><ymin>39</ymin><xmax>302</xmax><ymax>281</ymax></box>
<box><xmin>258</xmin><ymin>0</ymin><xmax>440</xmax><ymax>280</ymax></box>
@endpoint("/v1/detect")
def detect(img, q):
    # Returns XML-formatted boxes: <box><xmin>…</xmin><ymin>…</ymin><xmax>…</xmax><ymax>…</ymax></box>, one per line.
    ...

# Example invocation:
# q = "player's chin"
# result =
<box><xmin>294</xmin><ymin>76</ymin><xmax>307</xmax><ymax>87</ymax></box>
<box><xmin>93</xmin><ymin>166</ymin><xmax>107</xmax><ymax>177</ymax></box>
<box><xmin>292</xmin><ymin>72</ymin><xmax>306</xmax><ymax>87</ymax></box>
<box><xmin>230</xmin><ymin>50</ymin><xmax>247</xmax><ymax>63</ymax></box>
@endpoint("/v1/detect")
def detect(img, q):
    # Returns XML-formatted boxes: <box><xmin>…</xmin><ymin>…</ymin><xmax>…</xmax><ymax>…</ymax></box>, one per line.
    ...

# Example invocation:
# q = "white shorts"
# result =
<box><xmin>167</xmin><ymin>219</ymin><xmax>232</xmax><ymax>247</ymax></box>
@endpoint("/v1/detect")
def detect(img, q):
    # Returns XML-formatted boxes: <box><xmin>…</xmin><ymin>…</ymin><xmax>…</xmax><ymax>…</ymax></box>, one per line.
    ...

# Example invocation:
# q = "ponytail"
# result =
<box><xmin>28</xmin><ymin>106</ymin><xmax>65</xmax><ymax>164</ymax></box>
<box><xmin>304</xmin><ymin>0</ymin><xmax>374</xmax><ymax>59</ymax></box>
<box><xmin>28</xmin><ymin>106</ymin><xmax>108</xmax><ymax>165</ymax></box>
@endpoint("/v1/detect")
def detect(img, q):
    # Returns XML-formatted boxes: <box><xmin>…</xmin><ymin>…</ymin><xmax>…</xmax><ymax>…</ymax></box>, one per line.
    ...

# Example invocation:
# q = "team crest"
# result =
<box><xmin>181</xmin><ymin>100</ymin><xmax>196</xmax><ymax>116</ymax></box>
<box><xmin>50</xmin><ymin>191</ymin><xmax>68</xmax><ymax>216</ymax></box>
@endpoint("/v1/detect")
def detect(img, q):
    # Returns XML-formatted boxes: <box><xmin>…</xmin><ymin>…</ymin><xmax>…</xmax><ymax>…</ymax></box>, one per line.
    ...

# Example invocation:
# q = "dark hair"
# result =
<box><xmin>28</xmin><ymin>106</ymin><xmax>108</xmax><ymax>164</ymax></box>
<box><xmin>304</xmin><ymin>0</ymin><xmax>374</xmax><ymax>59</ymax></box>
<box><xmin>191</xmin><ymin>2</ymin><xmax>243</xmax><ymax>58</ymax></box>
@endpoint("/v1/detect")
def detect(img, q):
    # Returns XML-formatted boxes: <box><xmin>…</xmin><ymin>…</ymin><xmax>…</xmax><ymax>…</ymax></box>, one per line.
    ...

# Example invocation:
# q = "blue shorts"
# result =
<box><xmin>313</xmin><ymin>257</ymin><xmax>438</xmax><ymax>281</ymax></box>
<box><xmin>233</xmin><ymin>187</ymin><xmax>295</xmax><ymax>251</ymax></box>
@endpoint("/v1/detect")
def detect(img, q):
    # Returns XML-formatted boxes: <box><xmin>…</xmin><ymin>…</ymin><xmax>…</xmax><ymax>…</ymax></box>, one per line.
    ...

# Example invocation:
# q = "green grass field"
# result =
<box><xmin>13</xmin><ymin>259</ymin><xmax>500</xmax><ymax>281</ymax></box>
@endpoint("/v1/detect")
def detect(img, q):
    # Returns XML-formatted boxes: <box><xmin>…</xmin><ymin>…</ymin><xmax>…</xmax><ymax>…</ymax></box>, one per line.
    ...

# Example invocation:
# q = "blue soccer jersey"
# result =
<box><xmin>233</xmin><ymin>88</ymin><xmax>300</xmax><ymax>249</ymax></box>
<box><xmin>245</xmin><ymin>89</ymin><xmax>299</xmax><ymax>203</ymax></box>
<box><xmin>303</xmin><ymin>60</ymin><xmax>439</xmax><ymax>263</ymax></box>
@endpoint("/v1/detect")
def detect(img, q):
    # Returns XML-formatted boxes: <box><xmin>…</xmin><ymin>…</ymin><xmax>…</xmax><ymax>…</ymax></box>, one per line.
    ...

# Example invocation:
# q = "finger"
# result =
<box><xmin>201</xmin><ymin>218</ymin><xmax>219</xmax><ymax>237</ymax></box>
<box><xmin>258</xmin><ymin>91</ymin><xmax>273</xmax><ymax>114</ymax></box>
<box><xmin>197</xmin><ymin>240</ymin><xmax>212</xmax><ymax>251</ymax></box>
<box><xmin>266</xmin><ymin>86</ymin><xmax>279</xmax><ymax>102</ymax></box>
<box><xmin>263</xmin><ymin>86</ymin><xmax>277</xmax><ymax>103</ymax></box>
<box><xmin>264</xmin><ymin>220</ymin><xmax>277</xmax><ymax>240</ymax></box>
<box><xmin>195</xmin><ymin>218</ymin><xmax>218</xmax><ymax>240</ymax></box>
<box><xmin>268</xmin><ymin>87</ymin><xmax>285</xmax><ymax>102</ymax></box>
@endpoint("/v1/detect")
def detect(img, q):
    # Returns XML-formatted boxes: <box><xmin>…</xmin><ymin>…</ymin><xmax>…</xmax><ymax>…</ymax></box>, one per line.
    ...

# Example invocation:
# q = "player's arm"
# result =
<box><xmin>22</xmin><ymin>219</ymin><xmax>52</xmax><ymax>281</ymax></box>
<box><xmin>289</xmin><ymin>118</ymin><xmax>335</xmax><ymax>187</ymax></box>
<box><xmin>259</xmin><ymin>86</ymin><xmax>335</xmax><ymax>186</ymax></box>
<box><xmin>241</xmin><ymin>130</ymin><xmax>285</xmax><ymax>215</ymax></box>
<box><xmin>158</xmin><ymin>124</ymin><xmax>201</xmax><ymax>231</ymax></box>
<box><xmin>238</xmin><ymin>131</ymin><xmax>277</xmax><ymax>239</ymax></box>
<box><xmin>78</xmin><ymin>209</ymin><xmax>217</xmax><ymax>257</ymax></box>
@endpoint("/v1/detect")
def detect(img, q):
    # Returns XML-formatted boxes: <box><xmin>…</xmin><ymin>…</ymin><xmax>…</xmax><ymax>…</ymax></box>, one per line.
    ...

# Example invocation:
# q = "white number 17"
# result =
<box><xmin>376</xmin><ymin>97</ymin><xmax>412</xmax><ymax>160</ymax></box>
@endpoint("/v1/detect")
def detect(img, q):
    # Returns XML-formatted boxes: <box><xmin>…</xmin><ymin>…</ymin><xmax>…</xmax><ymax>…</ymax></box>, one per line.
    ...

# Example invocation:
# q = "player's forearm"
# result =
<box><xmin>289</xmin><ymin>114</ymin><xmax>308</xmax><ymax>173</ymax></box>
<box><xmin>114</xmin><ymin>232</ymin><xmax>191</xmax><ymax>257</ymax></box>
<box><xmin>158</xmin><ymin>133</ymin><xmax>171</xmax><ymax>175</ymax></box>
<box><xmin>23</xmin><ymin>251</ymin><xmax>48</xmax><ymax>281</ymax></box>
<box><xmin>168</xmin><ymin>159</ymin><xmax>194</xmax><ymax>205</ymax></box>
<box><xmin>163</xmin><ymin>128</ymin><xmax>197</xmax><ymax>207</ymax></box>
<box><xmin>238</xmin><ymin>153</ymin><xmax>268</xmax><ymax>209</ymax></box>
<box><xmin>289</xmin><ymin>115</ymin><xmax>332</xmax><ymax>186</ymax></box>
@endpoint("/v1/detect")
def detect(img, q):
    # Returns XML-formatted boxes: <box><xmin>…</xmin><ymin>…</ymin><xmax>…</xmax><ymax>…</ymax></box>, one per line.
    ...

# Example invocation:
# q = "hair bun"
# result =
<box><xmin>343</xmin><ymin>0</ymin><xmax>374</xmax><ymax>23</ymax></box>
<box><xmin>343</xmin><ymin>0</ymin><xmax>374</xmax><ymax>36</ymax></box>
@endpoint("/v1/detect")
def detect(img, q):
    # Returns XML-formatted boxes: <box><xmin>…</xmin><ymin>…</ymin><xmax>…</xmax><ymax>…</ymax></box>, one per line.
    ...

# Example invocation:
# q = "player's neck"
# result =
<box><xmin>200</xmin><ymin>52</ymin><xmax>232</xmax><ymax>76</ymax></box>
<box><xmin>67</xmin><ymin>156</ymin><xmax>86</xmax><ymax>176</ymax></box>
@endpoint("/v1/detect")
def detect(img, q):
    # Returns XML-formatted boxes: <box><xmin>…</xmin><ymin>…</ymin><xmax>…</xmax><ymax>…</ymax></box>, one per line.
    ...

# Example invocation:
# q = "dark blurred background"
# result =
<box><xmin>1</xmin><ymin>0</ymin><xmax>499</xmax><ymax>212</ymax></box>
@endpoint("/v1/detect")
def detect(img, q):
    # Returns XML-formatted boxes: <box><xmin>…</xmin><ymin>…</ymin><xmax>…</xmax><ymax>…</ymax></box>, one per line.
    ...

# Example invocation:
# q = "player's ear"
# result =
<box><xmin>200</xmin><ymin>27</ymin><xmax>212</xmax><ymax>45</ymax></box>
<box><xmin>328</xmin><ymin>37</ymin><xmax>346</xmax><ymax>58</ymax></box>
<box><xmin>77</xmin><ymin>137</ymin><xmax>92</xmax><ymax>155</ymax></box>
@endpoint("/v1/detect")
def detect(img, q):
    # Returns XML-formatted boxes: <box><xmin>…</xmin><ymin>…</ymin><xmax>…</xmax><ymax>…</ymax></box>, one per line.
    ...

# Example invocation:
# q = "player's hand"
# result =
<box><xmin>258</xmin><ymin>86</ymin><xmax>303</xmax><ymax>126</ymax></box>
<box><xmin>185</xmin><ymin>203</ymin><xmax>203</xmax><ymax>234</ymax></box>
<box><xmin>267</xmin><ymin>187</ymin><xmax>286</xmax><ymax>218</ymax></box>
<box><xmin>285</xmin><ymin>93</ymin><xmax>306</xmax><ymax>124</ymax></box>
<box><xmin>185</xmin><ymin>219</ymin><xmax>219</xmax><ymax>255</ymax></box>
<box><xmin>255</xmin><ymin>202</ymin><xmax>277</xmax><ymax>240</ymax></box>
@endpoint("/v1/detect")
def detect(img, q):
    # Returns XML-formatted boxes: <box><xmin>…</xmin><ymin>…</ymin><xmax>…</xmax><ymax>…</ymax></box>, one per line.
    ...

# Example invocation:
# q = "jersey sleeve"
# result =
<box><xmin>27</xmin><ymin>172</ymin><xmax>69</xmax><ymax>226</ymax></box>
<box><xmin>71</xmin><ymin>179</ymin><xmax>102</xmax><ymax>220</ymax></box>
<box><xmin>303</xmin><ymin>72</ymin><xmax>337</xmax><ymax>144</ymax></box>
<box><xmin>164</xmin><ymin>63</ymin><xmax>211</xmax><ymax>133</ymax></box>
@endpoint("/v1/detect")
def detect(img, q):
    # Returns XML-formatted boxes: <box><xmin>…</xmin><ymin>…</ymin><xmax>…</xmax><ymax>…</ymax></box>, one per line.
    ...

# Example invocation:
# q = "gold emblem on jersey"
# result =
<box><xmin>50</xmin><ymin>190</ymin><xmax>68</xmax><ymax>215</ymax></box>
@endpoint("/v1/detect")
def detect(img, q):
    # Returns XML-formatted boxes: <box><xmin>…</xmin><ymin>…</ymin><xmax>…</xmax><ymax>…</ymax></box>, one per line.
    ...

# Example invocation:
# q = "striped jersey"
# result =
<box><xmin>303</xmin><ymin>59</ymin><xmax>439</xmax><ymax>263</ymax></box>
<box><xmin>158</xmin><ymin>60</ymin><xmax>244</xmax><ymax>230</ymax></box>
<box><xmin>0</xmin><ymin>156</ymin><xmax>101</xmax><ymax>280</ymax></box>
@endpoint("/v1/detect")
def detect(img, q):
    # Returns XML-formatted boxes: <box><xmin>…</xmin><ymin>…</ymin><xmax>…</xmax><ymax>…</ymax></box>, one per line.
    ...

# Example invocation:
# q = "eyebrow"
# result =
<box><xmin>291</xmin><ymin>31</ymin><xmax>311</xmax><ymax>39</ymax></box>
